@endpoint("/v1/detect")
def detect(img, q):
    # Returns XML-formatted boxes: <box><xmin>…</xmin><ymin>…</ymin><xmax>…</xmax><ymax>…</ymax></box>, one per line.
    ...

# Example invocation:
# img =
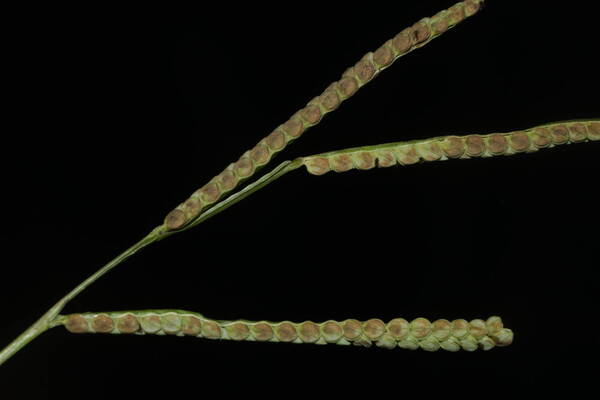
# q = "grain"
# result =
<box><xmin>162</xmin><ymin>0</ymin><xmax>487</xmax><ymax>231</ymax></box>
<box><xmin>61</xmin><ymin>311</ymin><xmax>511</xmax><ymax>351</ymax></box>
<box><xmin>300</xmin><ymin>120</ymin><xmax>598</xmax><ymax>176</ymax></box>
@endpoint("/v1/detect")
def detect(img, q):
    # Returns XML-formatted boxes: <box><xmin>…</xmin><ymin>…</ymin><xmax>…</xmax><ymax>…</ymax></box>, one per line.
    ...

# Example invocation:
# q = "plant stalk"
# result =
<box><xmin>0</xmin><ymin>227</ymin><xmax>161</xmax><ymax>366</ymax></box>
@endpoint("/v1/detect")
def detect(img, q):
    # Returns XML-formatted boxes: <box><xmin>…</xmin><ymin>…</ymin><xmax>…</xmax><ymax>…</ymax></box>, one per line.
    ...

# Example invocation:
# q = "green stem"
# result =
<box><xmin>0</xmin><ymin>227</ymin><xmax>161</xmax><ymax>366</ymax></box>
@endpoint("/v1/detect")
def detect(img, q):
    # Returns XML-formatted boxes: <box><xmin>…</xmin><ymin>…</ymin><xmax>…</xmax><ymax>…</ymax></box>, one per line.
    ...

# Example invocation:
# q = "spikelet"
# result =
<box><xmin>300</xmin><ymin>120</ymin><xmax>599</xmax><ymax>175</ymax></box>
<box><xmin>62</xmin><ymin>311</ymin><xmax>513</xmax><ymax>352</ymax></box>
<box><xmin>163</xmin><ymin>0</ymin><xmax>487</xmax><ymax>231</ymax></box>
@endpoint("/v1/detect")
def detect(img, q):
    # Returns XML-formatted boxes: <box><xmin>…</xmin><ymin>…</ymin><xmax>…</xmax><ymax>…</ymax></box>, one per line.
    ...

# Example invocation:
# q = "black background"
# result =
<box><xmin>2</xmin><ymin>1</ymin><xmax>598</xmax><ymax>397</ymax></box>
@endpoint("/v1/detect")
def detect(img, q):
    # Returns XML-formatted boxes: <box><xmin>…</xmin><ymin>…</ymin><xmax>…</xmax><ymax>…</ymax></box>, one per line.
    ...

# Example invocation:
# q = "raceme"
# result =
<box><xmin>3</xmin><ymin>0</ymin><xmax>596</xmax><ymax>366</ymax></box>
